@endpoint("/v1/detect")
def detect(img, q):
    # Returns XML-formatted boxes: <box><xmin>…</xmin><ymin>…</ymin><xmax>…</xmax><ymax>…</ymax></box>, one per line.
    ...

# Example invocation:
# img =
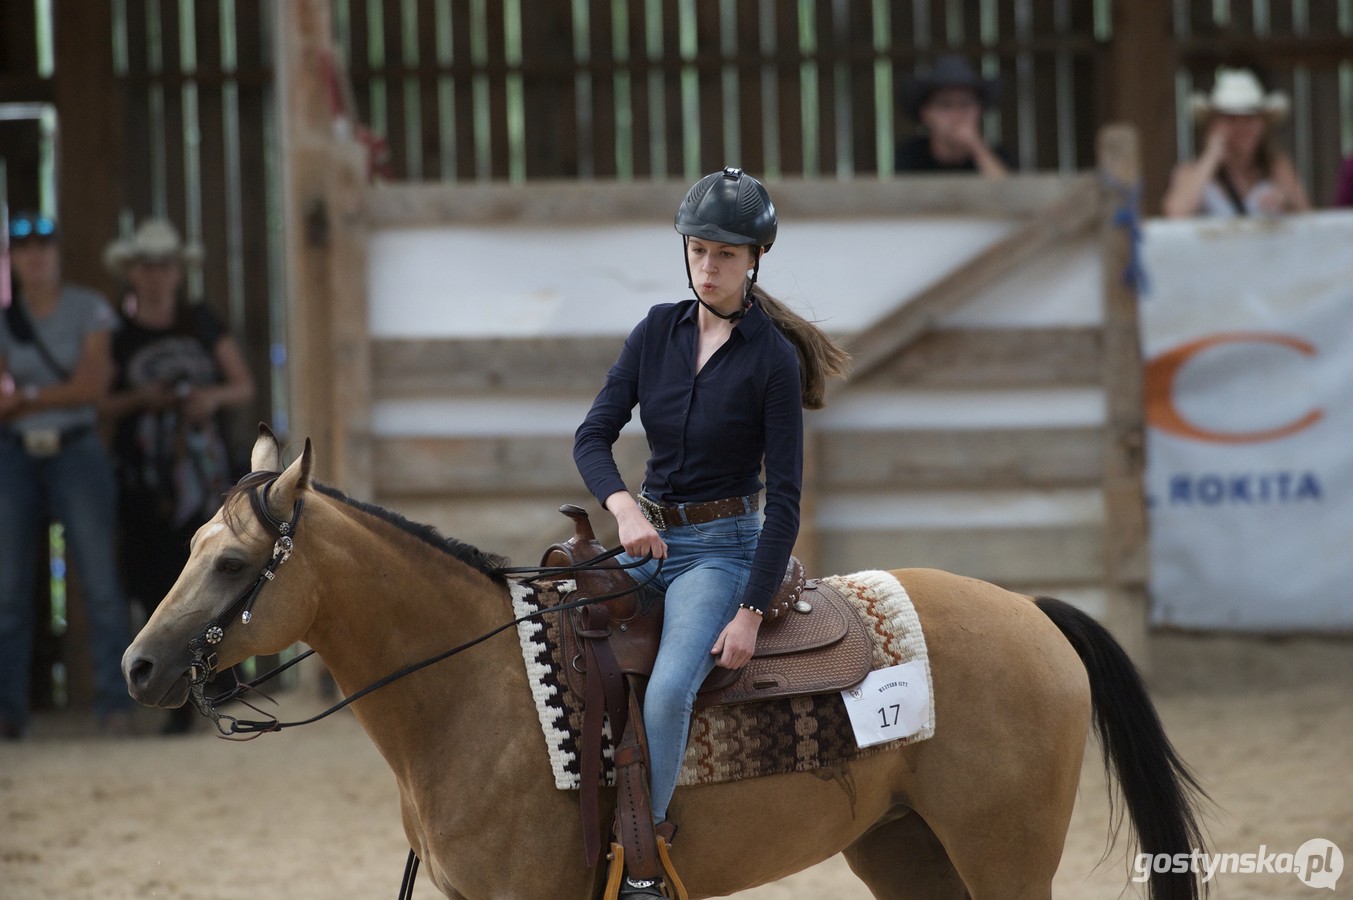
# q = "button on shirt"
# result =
<box><xmin>574</xmin><ymin>298</ymin><xmax>803</xmax><ymax>612</ymax></box>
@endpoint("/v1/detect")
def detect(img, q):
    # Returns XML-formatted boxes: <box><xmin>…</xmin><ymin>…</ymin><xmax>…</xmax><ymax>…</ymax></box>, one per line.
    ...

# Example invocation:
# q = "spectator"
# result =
<box><xmin>101</xmin><ymin>219</ymin><xmax>254</xmax><ymax>733</ymax></box>
<box><xmin>895</xmin><ymin>54</ymin><xmax>1013</xmax><ymax>178</ymax></box>
<box><xmin>1333</xmin><ymin>152</ymin><xmax>1353</xmax><ymax>207</ymax></box>
<box><xmin>1163</xmin><ymin>67</ymin><xmax>1310</xmax><ymax>217</ymax></box>
<box><xmin>0</xmin><ymin>212</ymin><xmax>135</xmax><ymax>739</ymax></box>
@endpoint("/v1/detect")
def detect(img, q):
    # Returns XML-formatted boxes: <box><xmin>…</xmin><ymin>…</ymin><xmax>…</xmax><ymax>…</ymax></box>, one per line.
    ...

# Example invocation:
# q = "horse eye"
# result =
<box><xmin>216</xmin><ymin>556</ymin><xmax>247</xmax><ymax>574</ymax></box>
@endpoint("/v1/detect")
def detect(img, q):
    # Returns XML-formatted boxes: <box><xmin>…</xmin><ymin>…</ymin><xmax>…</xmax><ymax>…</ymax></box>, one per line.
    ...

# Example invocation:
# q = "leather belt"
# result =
<box><xmin>638</xmin><ymin>493</ymin><xmax>758</xmax><ymax>531</ymax></box>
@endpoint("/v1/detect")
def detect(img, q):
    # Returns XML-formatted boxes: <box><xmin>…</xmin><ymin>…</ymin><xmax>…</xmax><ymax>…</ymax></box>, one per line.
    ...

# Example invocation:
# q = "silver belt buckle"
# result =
<box><xmin>22</xmin><ymin>428</ymin><xmax>61</xmax><ymax>458</ymax></box>
<box><xmin>638</xmin><ymin>494</ymin><xmax>668</xmax><ymax>532</ymax></box>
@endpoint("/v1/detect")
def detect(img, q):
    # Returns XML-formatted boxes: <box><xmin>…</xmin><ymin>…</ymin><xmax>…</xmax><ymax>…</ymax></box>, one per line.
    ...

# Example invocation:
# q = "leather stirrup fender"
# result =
<box><xmin>578</xmin><ymin>604</ymin><xmax>628</xmax><ymax>868</ymax></box>
<box><xmin>613</xmin><ymin>680</ymin><xmax>661</xmax><ymax>880</ymax></box>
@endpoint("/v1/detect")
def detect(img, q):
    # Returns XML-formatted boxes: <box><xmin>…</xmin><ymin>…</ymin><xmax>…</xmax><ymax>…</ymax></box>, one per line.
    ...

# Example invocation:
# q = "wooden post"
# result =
<box><xmin>274</xmin><ymin>2</ymin><xmax>370</xmax><ymax>696</ymax></box>
<box><xmin>51</xmin><ymin>1</ymin><xmax>123</xmax><ymax>295</ymax></box>
<box><xmin>1108</xmin><ymin>0</ymin><xmax>1176</xmax><ymax>217</ymax></box>
<box><xmin>49</xmin><ymin>0</ymin><xmax>123</xmax><ymax>711</ymax></box>
<box><xmin>327</xmin><ymin>142</ymin><xmax>373</xmax><ymax>500</ymax></box>
<box><xmin>1097</xmin><ymin>124</ymin><xmax>1150</xmax><ymax>669</ymax></box>
<box><xmin>274</xmin><ymin>1</ymin><xmax>370</xmax><ymax>493</ymax></box>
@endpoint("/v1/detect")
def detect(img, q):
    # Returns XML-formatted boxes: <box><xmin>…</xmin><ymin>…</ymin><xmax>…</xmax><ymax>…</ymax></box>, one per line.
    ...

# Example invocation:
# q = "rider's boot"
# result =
<box><xmin>617</xmin><ymin>874</ymin><xmax>666</xmax><ymax>898</ymax></box>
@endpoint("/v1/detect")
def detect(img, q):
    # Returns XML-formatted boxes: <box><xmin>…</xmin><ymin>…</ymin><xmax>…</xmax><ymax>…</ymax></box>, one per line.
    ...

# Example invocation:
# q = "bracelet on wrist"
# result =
<box><xmin>738</xmin><ymin>603</ymin><xmax>764</xmax><ymax>617</ymax></box>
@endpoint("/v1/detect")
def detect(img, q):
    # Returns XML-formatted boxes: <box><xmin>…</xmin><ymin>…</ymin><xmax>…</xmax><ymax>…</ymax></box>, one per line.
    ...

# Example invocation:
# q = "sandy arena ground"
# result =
<box><xmin>2</xmin><ymin>633</ymin><xmax>1351</xmax><ymax>899</ymax></box>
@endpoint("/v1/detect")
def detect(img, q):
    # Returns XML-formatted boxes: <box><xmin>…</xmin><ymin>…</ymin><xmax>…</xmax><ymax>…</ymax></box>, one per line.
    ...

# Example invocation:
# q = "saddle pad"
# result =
<box><xmin>511</xmin><ymin>569</ymin><xmax>935</xmax><ymax>791</ymax></box>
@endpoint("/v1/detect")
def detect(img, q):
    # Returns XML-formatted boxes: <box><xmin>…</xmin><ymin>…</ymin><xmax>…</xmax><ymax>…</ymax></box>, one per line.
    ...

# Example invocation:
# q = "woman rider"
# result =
<box><xmin>573</xmin><ymin>168</ymin><xmax>849</xmax><ymax>896</ymax></box>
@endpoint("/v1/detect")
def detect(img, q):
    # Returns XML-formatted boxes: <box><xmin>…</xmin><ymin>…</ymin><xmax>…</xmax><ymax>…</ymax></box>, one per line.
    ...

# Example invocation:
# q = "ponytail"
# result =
<box><xmin>751</xmin><ymin>284</ymin><xmax>851</xmax><ymax>409</ymax></box>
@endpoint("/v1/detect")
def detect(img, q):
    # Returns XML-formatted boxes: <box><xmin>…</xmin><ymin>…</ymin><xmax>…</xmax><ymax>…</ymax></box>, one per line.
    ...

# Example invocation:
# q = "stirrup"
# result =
<box><xmin>606</xmin><ymin>844</ymin><xmax>673</xmax><ymax>898</ymax></box>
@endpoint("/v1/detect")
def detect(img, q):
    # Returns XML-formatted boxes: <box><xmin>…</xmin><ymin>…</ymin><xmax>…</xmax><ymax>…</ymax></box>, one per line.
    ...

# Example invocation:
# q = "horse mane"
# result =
<box><xmin>221</xmin><ymin>472</ymin><xmax>511</xmax><ymax>580</ymax></box>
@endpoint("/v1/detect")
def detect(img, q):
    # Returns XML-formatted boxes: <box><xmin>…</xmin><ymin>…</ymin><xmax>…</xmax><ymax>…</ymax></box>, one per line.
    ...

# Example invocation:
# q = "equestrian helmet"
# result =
<box><xmin>674</xmin><ymin>167</ymin><xmax>777</xmax><ymax>250</ymax></box>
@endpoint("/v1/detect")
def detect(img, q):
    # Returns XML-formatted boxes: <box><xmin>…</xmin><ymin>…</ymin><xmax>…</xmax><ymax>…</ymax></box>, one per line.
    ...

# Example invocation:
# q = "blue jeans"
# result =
<box><xmin>0</xmin><ymin>430</ymin><xmax>133</xmax><ymax>731</ymax></box>
<box><xmin>619</xmin><ymin>511</ymin><xmax>759</xmax><ymax>822</ymax></box>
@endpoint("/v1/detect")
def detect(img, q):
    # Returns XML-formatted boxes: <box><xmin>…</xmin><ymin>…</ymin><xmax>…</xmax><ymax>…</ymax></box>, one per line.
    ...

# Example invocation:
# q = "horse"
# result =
<box><xmin>123</xmin><ymin>428</ymin><xmax>1206</xmax><ymax>899</ymax></box>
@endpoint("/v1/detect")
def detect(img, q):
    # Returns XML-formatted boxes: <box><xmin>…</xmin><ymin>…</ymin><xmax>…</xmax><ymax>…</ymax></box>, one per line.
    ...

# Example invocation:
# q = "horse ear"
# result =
<box><xmin>265</xmin><ymin>438</ymin><xmax>314</xmax><ymax>523</ymax></box>
<box><xmin>250</xmin><ymin>423</ymin><xmax>282</xmax><ymax>473</ymax></box>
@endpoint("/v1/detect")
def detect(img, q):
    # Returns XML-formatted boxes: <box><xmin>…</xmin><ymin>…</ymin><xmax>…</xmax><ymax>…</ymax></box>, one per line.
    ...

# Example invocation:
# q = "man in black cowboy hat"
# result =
<box><xmin>895</xmin><ymin>54</ymin><xmax>1013</xmax><ymax>178</ymax></box>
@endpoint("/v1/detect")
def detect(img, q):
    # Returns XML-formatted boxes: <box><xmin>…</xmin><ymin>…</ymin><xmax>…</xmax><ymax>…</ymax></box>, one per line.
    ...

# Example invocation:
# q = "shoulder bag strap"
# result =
<box><xmin>7</xmin><ymin>296</ymin><xmax>73</xmax><ymax>381</ymax></box>
<box><xmin>1215</xmin><ymin>168</ymin><xmax>1250</xmax><ymax>217</ymax></box>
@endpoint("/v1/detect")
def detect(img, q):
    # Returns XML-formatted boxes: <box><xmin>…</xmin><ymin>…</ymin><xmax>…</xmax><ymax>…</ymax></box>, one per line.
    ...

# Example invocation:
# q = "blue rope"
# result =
<box><xmin>1101</xmin><ymin>173</ymin><xmax>1150</xmax><ymax>298</ymax></box>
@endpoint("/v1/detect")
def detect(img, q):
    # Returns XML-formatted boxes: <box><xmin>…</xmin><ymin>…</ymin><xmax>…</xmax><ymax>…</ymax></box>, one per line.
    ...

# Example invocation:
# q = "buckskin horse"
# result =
<box><xmin>122</xmin><ymin>428</ymin><xmax>1206</xmax><ymax>899</ymax></box>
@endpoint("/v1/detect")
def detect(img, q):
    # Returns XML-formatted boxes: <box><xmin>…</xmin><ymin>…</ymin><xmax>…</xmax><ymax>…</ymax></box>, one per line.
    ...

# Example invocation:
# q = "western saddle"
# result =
<box><xmin>538</xmin><ymin>504</ymin><xmax>873</xmax><ymax>896</ymax></box>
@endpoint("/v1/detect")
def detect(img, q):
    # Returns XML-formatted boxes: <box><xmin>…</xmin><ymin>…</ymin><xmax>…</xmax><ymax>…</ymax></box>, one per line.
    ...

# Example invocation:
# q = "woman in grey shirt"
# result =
<box><xmin>0</xmin><ymin>212</ymin><xmax>134</xmax><ymax>739</ymax></box>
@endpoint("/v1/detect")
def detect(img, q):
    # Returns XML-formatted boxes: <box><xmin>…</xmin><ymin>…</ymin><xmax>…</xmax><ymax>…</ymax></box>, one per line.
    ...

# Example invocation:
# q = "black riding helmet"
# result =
<box><xmin>674</xmin><ymin>167</ymin><xmax>777</xmax><ymax>321</ymax></box>
<box><xmin>675</xmin><ymin>167</ymin><xmax>777</xmax><ymax>248</ymax></box>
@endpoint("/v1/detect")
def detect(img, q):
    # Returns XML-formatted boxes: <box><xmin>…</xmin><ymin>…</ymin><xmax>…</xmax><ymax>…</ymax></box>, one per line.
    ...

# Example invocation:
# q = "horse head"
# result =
<box><xmin>123</xmin><ymin>424</ymin><xmax>319</xmax><ymax>711</ymax></box>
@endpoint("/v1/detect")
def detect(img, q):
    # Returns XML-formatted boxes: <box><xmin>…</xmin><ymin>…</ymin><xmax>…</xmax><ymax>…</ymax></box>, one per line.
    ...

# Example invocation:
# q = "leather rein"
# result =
<box><xmin>185</xmin><ymin>473</ymin><xmax>657</xmax><ymax>740</ymax></box>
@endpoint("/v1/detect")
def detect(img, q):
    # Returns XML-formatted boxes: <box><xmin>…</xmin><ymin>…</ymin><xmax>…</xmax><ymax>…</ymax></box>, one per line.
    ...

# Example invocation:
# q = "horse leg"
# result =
<box><xmin>900</xmin><ymin>709</ymin><xmax>1084</xmax><ymax>900</ymax></box>
<box><xmin>842</xmin><ymin>810</ymin><xmax>967</xmax><ymax>899</ymax></box>
<box><xmin>886</xmin><ymin>571</ymin><xmax>1091</xmax><ymax>900</ymax></box>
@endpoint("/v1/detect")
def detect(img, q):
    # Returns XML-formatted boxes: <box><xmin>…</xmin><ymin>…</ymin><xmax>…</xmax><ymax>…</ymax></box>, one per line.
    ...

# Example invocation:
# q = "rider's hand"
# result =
<box><xmin>711</xmin><ymin>607</ymin><xmax>762</xmax><ymax>669</ymax></box>
<box><xmin>605</xmin><ymin>491</ymin><xmax>668</xmax><ymax>560</ymax></box>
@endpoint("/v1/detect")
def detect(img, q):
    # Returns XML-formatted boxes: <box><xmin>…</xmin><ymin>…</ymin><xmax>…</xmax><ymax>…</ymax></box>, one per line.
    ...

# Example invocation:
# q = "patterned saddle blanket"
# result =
<box><xmin>511</xmin><ymin>569</ymin><xmax>935</xmax><ymax>790</ymax></box>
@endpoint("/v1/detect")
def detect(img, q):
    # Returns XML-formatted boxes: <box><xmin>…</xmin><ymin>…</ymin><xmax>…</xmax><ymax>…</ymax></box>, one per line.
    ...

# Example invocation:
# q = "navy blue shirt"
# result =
<box><xmin>574</xmin><ymin>298</ymin><xmax>803</xmax><ymax>612</ymax></box>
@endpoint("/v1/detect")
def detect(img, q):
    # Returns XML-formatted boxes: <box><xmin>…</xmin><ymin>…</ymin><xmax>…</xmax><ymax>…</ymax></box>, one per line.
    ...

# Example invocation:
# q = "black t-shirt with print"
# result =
<box><xmin>111</xmin><ymin>303</ymin><xmax>233</xmax><ymax>525</ymax></box>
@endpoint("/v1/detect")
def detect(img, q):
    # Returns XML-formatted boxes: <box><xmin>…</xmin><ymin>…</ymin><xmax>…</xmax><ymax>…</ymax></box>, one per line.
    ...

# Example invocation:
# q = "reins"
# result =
<box><xmin>183</xmin><ymin>473</ymin><xmax>664</xmax><ymax>900</ymax></box>
<box><xmin>185</xmin><ymin>474</ymin><xmax>658</xmax><ymax>740</ymax></box>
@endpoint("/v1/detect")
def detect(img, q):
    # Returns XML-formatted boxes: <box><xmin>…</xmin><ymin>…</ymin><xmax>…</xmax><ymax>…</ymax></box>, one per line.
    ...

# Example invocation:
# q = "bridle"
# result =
<box><xmin>185</xmin><ymin>472</ymin><xmax>302</xmax><ymax>729</ymax></box>
<box><xmin>183</xmin><ymin>471</ymin><xmax>658</xmax><ymax>740</ymax></box>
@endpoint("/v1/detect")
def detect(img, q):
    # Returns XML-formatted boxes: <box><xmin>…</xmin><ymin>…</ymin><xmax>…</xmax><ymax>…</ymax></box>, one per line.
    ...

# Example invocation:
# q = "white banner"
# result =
<box><xmin>1140</xmin><ymin>212</ymin><xmax>1353</xmax><ymax>630</ymax></box>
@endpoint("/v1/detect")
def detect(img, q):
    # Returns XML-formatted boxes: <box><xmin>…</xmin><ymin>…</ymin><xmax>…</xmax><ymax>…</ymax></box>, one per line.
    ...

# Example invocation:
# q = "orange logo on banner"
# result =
<box><xmin>1144</xmin><ymin>332</ymin><xmax>1324</xmax><ymax>444</ymax></box>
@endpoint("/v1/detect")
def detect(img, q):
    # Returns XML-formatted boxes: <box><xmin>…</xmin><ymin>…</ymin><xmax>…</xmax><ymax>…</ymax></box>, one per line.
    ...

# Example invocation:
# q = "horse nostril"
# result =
<box><xmin>128</xmin><ymin>657</ymin><xmax>156</xmax><ymax>689</ymax></box>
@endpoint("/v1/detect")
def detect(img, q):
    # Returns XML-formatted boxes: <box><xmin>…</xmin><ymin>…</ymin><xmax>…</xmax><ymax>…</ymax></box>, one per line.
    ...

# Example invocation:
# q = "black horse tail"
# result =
<box><xmin>1034</xmin><ymin>597</ymin><xmax>1209</xmax><ymax>900</ymax></box>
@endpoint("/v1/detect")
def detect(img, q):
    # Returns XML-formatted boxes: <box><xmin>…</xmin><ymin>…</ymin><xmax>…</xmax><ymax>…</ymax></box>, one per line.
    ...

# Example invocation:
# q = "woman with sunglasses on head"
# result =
<box><xmin>0</xmin><ymin>212</ymin><xmax>135</xmax><ymax>739</ymax></box>
<box><xmin>573</xmin><ymin>168</ymin><xmax>850</xmax><ymax>897</ymax></box>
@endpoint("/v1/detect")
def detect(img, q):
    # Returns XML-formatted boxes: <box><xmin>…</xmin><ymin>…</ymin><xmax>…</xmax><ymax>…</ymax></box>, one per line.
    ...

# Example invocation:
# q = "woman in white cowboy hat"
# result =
<box><xmin>100</xmin><ymin>218</ymin><xmax>254</xmax><ymax>732</ymax></box>
<box><xmin>1163</xmin><ymin>66</ymin><xmax>1311</xmax><ymax>217</ymax></box>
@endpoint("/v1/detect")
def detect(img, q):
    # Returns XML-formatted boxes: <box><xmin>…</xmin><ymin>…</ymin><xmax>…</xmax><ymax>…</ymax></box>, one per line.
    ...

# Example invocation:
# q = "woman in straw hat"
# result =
<box><xmin>1163</xmin><ymin>66</ymin><xmax>1310</xmax><ymax>217</ymax></box>
<box><xmin>101</xmin><ymin>219</ymin><xmax>254</xmax><ymax>732</ymax></box>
